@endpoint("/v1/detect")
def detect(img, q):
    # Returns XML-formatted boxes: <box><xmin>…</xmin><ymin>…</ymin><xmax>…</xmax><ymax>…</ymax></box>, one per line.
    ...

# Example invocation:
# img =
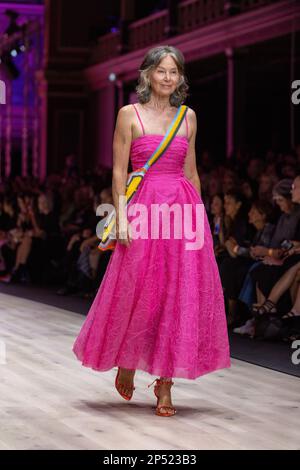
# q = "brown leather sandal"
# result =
<box><xmin>252</xmin><ymin>299</ymin><xmax>277</xmax><ymax>317</ymax></box>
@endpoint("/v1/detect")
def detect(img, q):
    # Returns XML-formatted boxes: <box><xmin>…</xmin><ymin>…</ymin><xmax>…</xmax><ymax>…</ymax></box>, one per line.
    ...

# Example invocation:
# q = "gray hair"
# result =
<box><xmin>272</xmin><ymin>178</ymin><xmax>293</xmax><ymax>200</ymax></box>
<box><xmin>135</xmin><ymin>45</ymin><xmax>189</xmax><ymax>107</ymax></box>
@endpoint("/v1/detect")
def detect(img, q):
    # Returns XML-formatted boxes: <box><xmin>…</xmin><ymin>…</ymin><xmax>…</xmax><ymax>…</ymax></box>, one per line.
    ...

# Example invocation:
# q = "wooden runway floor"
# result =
<box><xmin>0</xmin><ymin>292</ymin><xmax>299</xmax><ymax>450</ymax></box>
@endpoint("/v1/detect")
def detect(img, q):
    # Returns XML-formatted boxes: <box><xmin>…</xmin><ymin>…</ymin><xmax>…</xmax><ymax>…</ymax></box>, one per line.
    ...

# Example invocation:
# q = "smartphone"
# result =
<box><xmin>237</xmin><ymin>246</ymin><xmax>249</xmax><ymax>256</ymax></box>
<box><xmin>281</xmin><ymin>240</ymin><xmax>294</xmax><ymax>251</ymax></box>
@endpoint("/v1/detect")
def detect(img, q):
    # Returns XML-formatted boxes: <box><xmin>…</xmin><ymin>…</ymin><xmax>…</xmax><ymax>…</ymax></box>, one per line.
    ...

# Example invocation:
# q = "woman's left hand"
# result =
<box><xmin>225</xmin><ymin>239</ymin><xmax>237</xmax><ymax>258</ymax></box>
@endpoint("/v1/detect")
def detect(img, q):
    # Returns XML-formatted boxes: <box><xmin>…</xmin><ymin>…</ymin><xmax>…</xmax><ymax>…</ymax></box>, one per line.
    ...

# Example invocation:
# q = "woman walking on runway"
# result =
<box><xmin>73</xmin><ymin>45</ymin><xmax>231</xmax><ymax>417</ymax></box>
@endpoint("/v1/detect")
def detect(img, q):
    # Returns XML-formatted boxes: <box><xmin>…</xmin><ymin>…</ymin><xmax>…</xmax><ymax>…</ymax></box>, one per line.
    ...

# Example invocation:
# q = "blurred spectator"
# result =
<box><xmin>63</xmin><ymin>154</ymin><xmax>79</xmax><ymax>180</ymax></box>
<box><xmin>258</xmin><ymin>173</ymin><xmax>278</xmax><ymax>202</ymax></box>
<box><xmin>1</xmin><ymin>142</ymin><xmax>300</xmax><ymax>345</ymax></box>
<box><xmin>250</xmin><ymin>177</ymin><xmax>300</xmax><ymax>316</ymax></box>
<box><xmin>56</xmin><ymin>187</ymin><xmax>113</xmax><ymax>297</ymax></box>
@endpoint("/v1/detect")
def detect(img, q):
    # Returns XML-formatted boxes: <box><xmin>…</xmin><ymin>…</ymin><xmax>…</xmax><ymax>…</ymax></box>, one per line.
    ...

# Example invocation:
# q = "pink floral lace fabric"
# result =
<box><xmin>72</xmin><ymin>135</ymin><xmax>231</xmax><ymax>379</ymax></box>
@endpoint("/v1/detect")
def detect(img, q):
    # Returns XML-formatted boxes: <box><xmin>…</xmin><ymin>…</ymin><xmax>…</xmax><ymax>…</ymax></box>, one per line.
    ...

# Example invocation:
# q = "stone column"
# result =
<box><xmin>225</xmin><ymin>47</ymin><xmax>246</xmax><ymax>158</ymax></box>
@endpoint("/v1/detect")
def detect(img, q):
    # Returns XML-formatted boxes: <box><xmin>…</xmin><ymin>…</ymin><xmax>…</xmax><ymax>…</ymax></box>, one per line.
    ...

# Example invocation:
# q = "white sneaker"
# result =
<box><xmin>233</xmin><ymin>318</ymin><xmax>255</xmax><ymax>336</ymax></box>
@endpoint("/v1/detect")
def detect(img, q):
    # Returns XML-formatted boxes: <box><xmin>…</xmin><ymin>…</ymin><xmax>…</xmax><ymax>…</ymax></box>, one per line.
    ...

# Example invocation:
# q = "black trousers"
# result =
<box><xmin>218</xmin><ymin>254</ymin><xmax>255</xmax><ymax>300</ymax></box>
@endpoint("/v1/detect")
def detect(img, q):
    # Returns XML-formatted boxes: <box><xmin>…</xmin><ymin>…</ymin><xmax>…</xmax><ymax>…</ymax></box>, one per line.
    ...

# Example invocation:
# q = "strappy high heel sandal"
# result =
<box><xmin>282</xmin><ymin>310</ymin><xmax>300</xmax><ymax>320</ymax></box>
<box><xmin>115</xmin><ymin>367</ymin><xmax>135</xmax><ymax>401</ymax></box>
<box><xmin>148</xmin><ymin>378</ymin><xmax>176</xmax><ymax>417</ymax></box>
<box><xmin>252</xmin><ymin>299</ymin><xmax>277</xmax><ymax>317</ymax></box>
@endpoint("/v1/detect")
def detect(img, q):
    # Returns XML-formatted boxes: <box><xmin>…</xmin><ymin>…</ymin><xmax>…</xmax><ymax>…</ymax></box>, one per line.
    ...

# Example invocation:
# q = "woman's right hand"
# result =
<box><xmin>116</xmin><ymin>217</ymin><xmax>132</xmax><ymax>247</ymax></box>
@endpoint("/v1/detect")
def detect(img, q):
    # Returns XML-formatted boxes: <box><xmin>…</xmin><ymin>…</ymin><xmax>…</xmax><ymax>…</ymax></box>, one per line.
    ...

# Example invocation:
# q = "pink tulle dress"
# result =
<box><xmin>72</xmin><ymin>104</ymin><xmax>231</xmax><ymax>380</ymax></box>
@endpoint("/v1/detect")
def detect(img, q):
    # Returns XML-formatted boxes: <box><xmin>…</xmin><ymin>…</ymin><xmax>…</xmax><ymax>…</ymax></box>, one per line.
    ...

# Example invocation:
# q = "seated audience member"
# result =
<box><xmin>11</xmin><ymin>193</ymin><xmax>61</xmax><ymax>284</ymax></box>
<box><xmin>60</xmin><ymin>186</ymin><xmax>95</xmax><ymax>238</ymax></box>
<box><xmin>0</xmin><ymin>195</ymin><xmax>16</xmax><ymax>231</ymax></box>
<box><xmin>221</xmin><ymin>170</ymin><xmax>238</xmax><ymax>194</ymax></box>
<box><xmin>0</xmin><ymin>195</ymin><xmax>18</xmax><ymax>280</ymax></box>
<box><xmin>246</xmin><ymin>158</ymin><xmax>264</xmax><ymax>191</ymax></box>
<box><xmin>249</xmin><ymin>177</ymin><xmax>300</xmax><ymax>316</ymax></box>
<box><xmin>10</xmin><ymin>193</ymin><xmax>36</xmax><ymax>282</ymax></box>
<box><xmin>219</xmin><ymin>199</ymin><xmax>274</xmax><ymax>326</ymax></box>
<box><xmin>26</xmin><ymin>193</ymin><xmax>62</xmax><ymax>283</ymax></box>
<box><xmin>258</xmin><ymin>173</ymin><xmax>278</xmax><ymax>202</ymax></box>
<box><xmin>209</xmin><ymin>193</ymin><xmax>225</xmax><ymax>256</ymax></box>
<box><xmin>216</xmin><ymin>190</ymin><xmax>254</xmax><ymax>260</ymax></box>
<box><xmin>216</xmin><ymin>190</ymin><xmax>254</xmax><ymax>323</ymax></box>
<box><xmin>56</xmin><ymin>187</ymin><xmax>113</xmax><ymax>296</ymax></box>
<box><xmin>240</xmin><ymin>178</ymin><xmax>257</xmax><ymax>202</ymax></box>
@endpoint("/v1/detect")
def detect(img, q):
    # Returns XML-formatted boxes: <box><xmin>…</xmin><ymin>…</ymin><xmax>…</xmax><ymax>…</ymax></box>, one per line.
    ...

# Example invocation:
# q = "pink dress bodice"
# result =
<box><xmin>130</xmin><ymin>134</ymin><xmax>189</xmax><ymax>180</ymax></box>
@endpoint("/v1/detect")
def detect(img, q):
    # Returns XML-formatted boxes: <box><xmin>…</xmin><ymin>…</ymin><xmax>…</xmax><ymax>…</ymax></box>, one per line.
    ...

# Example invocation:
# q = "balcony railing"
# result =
<box><xmin>178</xmin><ymin>0</ymin><xmax>225</xmax><ymax>34</ymax></box>
<box><xmin>90</xmin><ymin>0</ymin><xmax>282</xmax><ymax>65</ymax></box>
<box><xmin>240</xmin><ymin>0</ymin><xmax>274</xmax><ymax>10</ymax></box>
<box><xmin>128</xmin><ymin>9</ymin><xmax>168</xmax><ymax>51</ymax></box>
<box><xmin>90</xmin><ymin>31</ymin><xmax>120</xmax><ymax>63</ymax></box>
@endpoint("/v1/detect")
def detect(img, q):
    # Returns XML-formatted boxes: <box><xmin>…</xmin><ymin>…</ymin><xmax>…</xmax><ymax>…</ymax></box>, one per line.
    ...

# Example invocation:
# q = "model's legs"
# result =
<box><xmin>253</xmin><ymin>263</ymin><xmax>300</xmax><ymax>314</ymax></box>
<box><xmin>117</xmin><ymin>367</ymin><xmax>136</xmax><ymax>396</ymax></box>
<box><xmin>290</xmin><ymin>275</ymin><xmax>300</xmax><ymax>305</ymax></box>
<box><xmin>256</xmin><ymin>284</ymin><xmax>265</xmax><ymax>305</ymax></box>
<box><xmin>291</xmin><ymin>283</ymin><xmax>300</xmax><ymax>313</ymax></box>
<box><xmin>156</xmin><ymin>377</ymin><xmax>175</xmax><ymax>416</ymax></box>
<box><xmin>281</xmin><ymin>282</ymin><xmax>300</xmax><ymax>340</ymax></box>
<box><xmin>267</xmin><ymin>262</ymin><xmax>300</xmax><ymax>304</ymax></box>
<box><xmin>14</xmin><ymin>234</ymin><xmax>32</xmax><ymax>269</ymax></box>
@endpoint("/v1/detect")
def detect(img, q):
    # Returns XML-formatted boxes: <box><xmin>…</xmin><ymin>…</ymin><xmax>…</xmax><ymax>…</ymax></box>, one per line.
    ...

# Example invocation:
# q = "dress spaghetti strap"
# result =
<box><xmin>132</xmin><ymin>104</ymin><xmax>145</xmax><ymax>135</ymax></box>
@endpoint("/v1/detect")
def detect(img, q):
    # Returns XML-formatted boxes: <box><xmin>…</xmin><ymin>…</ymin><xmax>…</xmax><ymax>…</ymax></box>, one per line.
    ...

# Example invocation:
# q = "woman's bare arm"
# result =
<box><xmin>111</xmin><ymin>105</ymin><xmax>134</xmax><ymax>246</ymax></box>
<box><xmin>112</xmin><ymin>105</ymin><xmax>133</xmax><ymax>219</ymax></box>
<box><xmin>183</xmin><ymin>108</ymin><xmax>201</xmax><ymax>197</ymax></box>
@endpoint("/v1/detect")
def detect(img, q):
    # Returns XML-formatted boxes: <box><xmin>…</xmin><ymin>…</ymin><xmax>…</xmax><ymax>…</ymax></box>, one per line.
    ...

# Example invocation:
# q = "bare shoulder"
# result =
<box><xmin>186</xmin><ymin>106</ymin><xmax>197</xmax><ymax>139</ymax></box>
<box><xmin>186</xmin><ymin>106</ymin><xmax>196</xmax><ymax>120</ymax></box>
<box><xmin>114</xmin><ymin>105</ymin><xmax>135</xmax><ymax>145</ymax></box>
<box><xmin>116</xmin><ymin>105</ymin><xmax>135</xmax><ymax>132</ymax></box>
<box><xmin>117</xmin><ymin>104</ymin><xmax>135</xmax><ymax>118</ymax></box>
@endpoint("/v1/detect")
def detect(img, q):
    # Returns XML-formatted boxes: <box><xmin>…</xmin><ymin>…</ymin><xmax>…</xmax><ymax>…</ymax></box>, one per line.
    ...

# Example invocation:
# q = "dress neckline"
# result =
<box><xmin>131</xmin><ymin>134</ymin><xmax>189</xmax><ymax>145</ymax></box>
